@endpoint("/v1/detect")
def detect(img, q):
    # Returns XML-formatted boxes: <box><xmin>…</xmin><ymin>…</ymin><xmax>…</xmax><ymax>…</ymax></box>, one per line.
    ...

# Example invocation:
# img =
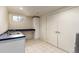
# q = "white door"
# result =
<box><xmin>58</xmin><ymin>11</ymin><xmax>76</xmax><ymax>52</ymax></box>
<box><xmin>47</xmin><ymin>14</ymin><xmax>58</xmax><ymax>47</ymax></box>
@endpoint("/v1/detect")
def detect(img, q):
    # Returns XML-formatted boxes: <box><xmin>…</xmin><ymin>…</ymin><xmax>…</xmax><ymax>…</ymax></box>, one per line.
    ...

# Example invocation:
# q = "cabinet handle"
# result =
<box><xmin>56</xmin><ymin>31</ymin><xmax>60</xmax><ymax>33</ymax></box>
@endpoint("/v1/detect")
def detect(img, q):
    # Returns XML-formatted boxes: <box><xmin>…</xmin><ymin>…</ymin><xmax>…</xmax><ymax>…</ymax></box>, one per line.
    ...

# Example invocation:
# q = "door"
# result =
<box><xmin>47</xmin><ymin>14</ymin><xmax>58</xmax><ymax>47</ymax></box>
<box><xmin>58</xmin><ymin>11</ymin><xmax>76</xmax><ymax>52</ymax></box>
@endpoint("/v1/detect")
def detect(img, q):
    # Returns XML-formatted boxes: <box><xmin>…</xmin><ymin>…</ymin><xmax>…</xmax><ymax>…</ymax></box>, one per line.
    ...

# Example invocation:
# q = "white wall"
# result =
<box><xmin>9</xmin><ymin>13</ymin><xmax>33</xmax><ymax>29</ymax></box>
<box><xmin>40</xmin><ymin>7</ymin><xmax>79</xmax><ymax>52</ymax></box>
<box><xmin>0</xmin><ymin>7</ymin><xmax>8</xmax><ymax>35</ymax></box>
<box><xmin>8</xmin><ymin>13</ymin><xmax>34</xmax><ymax>40</ymax></box>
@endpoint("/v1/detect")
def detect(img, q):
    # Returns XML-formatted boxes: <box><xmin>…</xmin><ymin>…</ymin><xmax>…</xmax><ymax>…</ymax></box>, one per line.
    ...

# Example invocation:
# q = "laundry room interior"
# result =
<box><xmin>0</xmin><ymin>6</ymin><xmax>79</xmax><ymax>53</ymax></box>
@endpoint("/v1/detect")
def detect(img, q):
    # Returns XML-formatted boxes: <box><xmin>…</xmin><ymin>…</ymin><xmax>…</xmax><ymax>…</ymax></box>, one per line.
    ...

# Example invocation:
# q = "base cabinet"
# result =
<box><xmin>0</xmin><ymin>38</ymin><xmax>25</xmax><ymax>53</ymax></box>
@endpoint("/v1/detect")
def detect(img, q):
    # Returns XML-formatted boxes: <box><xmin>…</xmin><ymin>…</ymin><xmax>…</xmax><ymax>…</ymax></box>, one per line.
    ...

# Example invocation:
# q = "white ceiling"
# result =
<box><xmin>7</xmin><ymin>6</ymin><xmax>64</xmax><ymax>16</ymax></box>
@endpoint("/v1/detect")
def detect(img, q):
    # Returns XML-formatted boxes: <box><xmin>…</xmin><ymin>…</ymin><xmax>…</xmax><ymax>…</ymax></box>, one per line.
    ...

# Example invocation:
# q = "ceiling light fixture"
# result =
<box><xmin>19</xmin><ymin>7</ymin><xmax>23</xmax><ymax>10</ymax></box>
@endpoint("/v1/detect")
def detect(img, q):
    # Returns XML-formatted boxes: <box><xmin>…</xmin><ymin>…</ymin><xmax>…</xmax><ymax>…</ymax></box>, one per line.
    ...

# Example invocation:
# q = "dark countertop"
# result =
<box><xmin>8</xmin><ymin>29</ymin><xmax>35</xmax><ymax>31</ymax></box>
<box><xmin>0</xmin><ymin>31</ymin><xmax>26</xmax><ymax>41</ymax></box>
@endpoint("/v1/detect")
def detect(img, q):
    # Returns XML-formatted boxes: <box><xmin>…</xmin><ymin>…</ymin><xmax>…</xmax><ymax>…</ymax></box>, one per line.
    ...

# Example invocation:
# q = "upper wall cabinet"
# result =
<box><xmin>0</xmin><ymin>7</ymin><xmax>8</xmax><ymax>35</ymax></box>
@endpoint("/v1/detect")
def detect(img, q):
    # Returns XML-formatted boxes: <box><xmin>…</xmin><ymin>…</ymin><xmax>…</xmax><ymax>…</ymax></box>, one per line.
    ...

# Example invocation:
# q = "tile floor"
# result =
<box><xmin>25</xmin><ymin>39</ymin><xmax>66</xmax><ymax>53</ymax></box>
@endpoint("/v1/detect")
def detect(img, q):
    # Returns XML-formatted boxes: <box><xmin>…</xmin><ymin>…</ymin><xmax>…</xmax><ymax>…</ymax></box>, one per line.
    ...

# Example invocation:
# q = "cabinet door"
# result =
<box><xmin>58</xmin><ymin>12</ymin><xmax>76</xmax><ymax>52</ymax></box>
<box><xmin>47</xmin><ymin>15</ymin><xmax>58</xmax><ymax>47</ymax></box>
<box><xmin>40</xmin><ymin>16</ymin><xmax>47</xmax><ymax>41</ymax></box>
<box><xmin>0</xmin><ymin>38</ymin><xmax>25</xmax><ymax>53</ymax></box>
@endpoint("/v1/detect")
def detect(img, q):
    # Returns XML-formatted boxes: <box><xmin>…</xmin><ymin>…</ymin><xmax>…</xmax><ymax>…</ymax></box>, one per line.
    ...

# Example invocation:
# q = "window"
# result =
<box><xmin>13</xmin><ymin>16</ymin><xmax>23</xmax><ymax>21</ymax></box>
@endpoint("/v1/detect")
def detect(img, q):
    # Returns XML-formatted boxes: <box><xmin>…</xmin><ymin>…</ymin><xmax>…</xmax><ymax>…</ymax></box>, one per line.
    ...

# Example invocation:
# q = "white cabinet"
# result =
<box><xmin>46</xmin><ymin>13</ymin><xmax>76</xmax><ymax>52</ymax></box>
<box><xmin>58</xmin><ymin>13</ymin><xmax>75</xmax><ymax>52</ymax></box>
<box><xmin>40</xmin><ymin>7</ymin><xmax>79</xmax><ymax>52</ymax></box>
<box><xmin>40</xmin><ymin>16</ymin><xmax>47</xmax><ymax>41</ymax></box>
<box><xmin>40</xmin><ymin>15</ymin><xmax>58</xmax><ymax>47</ymax></box>
<box><xmin>46</xmin><ymin>15</ymin><xmax>59</xmax><ymax>47</ymax></box>
<box><xmin>0</xmin><ymin>38</ymin><xmax>25</xmax><ymax>53</ymax></box>
<box><xmin>58</xmin><ymin>8</ymin><xmax>79</xmax><ymax>52</ymax></box>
